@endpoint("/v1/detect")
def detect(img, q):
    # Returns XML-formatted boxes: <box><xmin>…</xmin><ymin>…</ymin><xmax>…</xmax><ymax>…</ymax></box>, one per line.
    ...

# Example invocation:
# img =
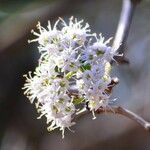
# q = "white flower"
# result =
<box><xmin>61</xmin><ymin>17</ymin><xmax>91</xmax><ymax>45</ymax></box>
<box><xmin>28</xmin><ymin>21</ymin><xmax>61</xmax><ymax>46</ymax></box>
<box><xmin>23</xmin><ymin>17</ymin><xmax>119</xmax><ymax>138</ymax></box>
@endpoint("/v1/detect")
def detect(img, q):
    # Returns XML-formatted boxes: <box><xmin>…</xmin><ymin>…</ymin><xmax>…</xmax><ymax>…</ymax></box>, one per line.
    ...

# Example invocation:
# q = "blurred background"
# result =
<box><xmin>0</xmin><ymin>0</ymin><xmax>150</xmax><ymax>149</ymax></box>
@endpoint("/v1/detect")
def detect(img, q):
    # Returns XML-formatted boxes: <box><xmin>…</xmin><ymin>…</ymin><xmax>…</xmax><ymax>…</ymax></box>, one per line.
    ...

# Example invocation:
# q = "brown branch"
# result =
<box><xmin>74</xmin><ymin>106</ymin><xmax>150</xmax><ymax>132</ymax></box>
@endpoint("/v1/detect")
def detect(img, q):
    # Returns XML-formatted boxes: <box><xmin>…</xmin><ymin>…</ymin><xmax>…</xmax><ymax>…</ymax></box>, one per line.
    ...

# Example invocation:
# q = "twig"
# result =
<box><xmin>112</xmin><ymin>0</ymin><xmax>134</xmax><ymax>52</ymax></box>
<box><xmin>97</xmin><ymin>106</ymin><xmax>150</xmax><ymax>131</ymax></box>
<box><xmin>74</xmin><ymin>106</ymin><xmax>150</xmax><ymax>131</ymax></box>
<box><xmin>112</xmin><ymin>0</ymin><xmax>141</xmax><ymax>64</ymax></box>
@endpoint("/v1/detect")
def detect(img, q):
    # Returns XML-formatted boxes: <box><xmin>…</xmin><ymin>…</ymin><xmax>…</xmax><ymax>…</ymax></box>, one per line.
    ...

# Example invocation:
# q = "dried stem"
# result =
<box><xmin>74</xmin><ymin>106</ymin><xmax>150</xmax><ymax>131</ymax></box>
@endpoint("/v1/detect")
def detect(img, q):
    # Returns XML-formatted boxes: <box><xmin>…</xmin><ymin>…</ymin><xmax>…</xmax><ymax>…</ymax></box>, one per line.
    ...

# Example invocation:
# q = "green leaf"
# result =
<box><xmin>54</xmin><ymin>66</ymin><xmax>59</xmax><ymax>72</ymax></box>
<box><xmin>80</xmin><ymin>63</ymin><xmax>91</xmax><ymax>72</ymax></box>
<box><xmin>54</xmin><ymin>66</ymin><xmax>61</xmax><ymax>73</ymax></box>
<box><xmin>96</xmin><ymin>49</ymin><xmax>104</xmax><ymax>56</ymax></box>
<box><xmin>65</xmin><ymin>107</ymin><xmax>71</xmax><ymax>112</ymax></box>
<box><xmin>60</xmin><ymin>81</ymin><xmax>66</xmax><ymax>87</ymax></box>
<box><xmin>72</xmin><ymin>97</ymin><xmax>84</xmax><ymax>105</ymax></box>
<box><xmin>64</xmin><ymin>71</ymin><xmax>76</xmax><ymax>79</ymax></box>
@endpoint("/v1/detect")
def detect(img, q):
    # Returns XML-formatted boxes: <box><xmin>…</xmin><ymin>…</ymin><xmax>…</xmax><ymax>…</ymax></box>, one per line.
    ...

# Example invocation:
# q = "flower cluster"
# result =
<box><xmin>23</xmin><ymin>17</ymin><xmax>118</xmax><ymax>138</ymax></box>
